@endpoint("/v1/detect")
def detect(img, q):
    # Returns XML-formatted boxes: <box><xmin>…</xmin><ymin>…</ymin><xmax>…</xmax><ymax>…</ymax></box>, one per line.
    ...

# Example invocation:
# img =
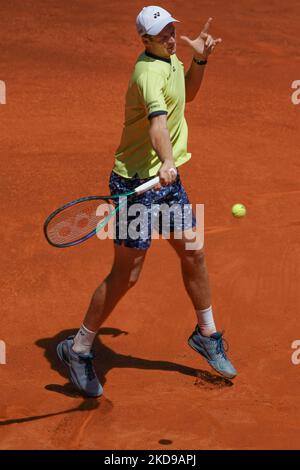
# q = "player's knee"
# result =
<box><xmin>127</xmin><ymin>267</ymin><xmax>143</xmax><ymax>289</ymax></box>
<box><xmin>181</xmin><ymin>248</ymin><xmax>205</xmax><ymax>269</ymax></box>
<box><xmin>115</xmin><ymin>266</ymin><xmax>142</xmax><ymax>290</ymax></box>
<box><xmin>117</xmin><ymin>274</ymin><xmax>138</xmax><ymax>291</ymax></box>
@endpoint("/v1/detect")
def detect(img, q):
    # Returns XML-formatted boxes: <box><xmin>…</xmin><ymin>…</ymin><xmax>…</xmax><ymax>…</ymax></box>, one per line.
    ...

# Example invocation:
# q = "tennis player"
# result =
<box><xmin>57</xmin><ymin>6</ymin><xmax>237</xmax><ymax>397</ymax></box>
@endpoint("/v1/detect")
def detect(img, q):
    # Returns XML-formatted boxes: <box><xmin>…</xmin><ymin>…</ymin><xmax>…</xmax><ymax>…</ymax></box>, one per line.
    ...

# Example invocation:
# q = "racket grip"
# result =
<box><xmin>134</xmin><ymin>176</ymin><xmax>160</xmax><ymax>195</ymax></box>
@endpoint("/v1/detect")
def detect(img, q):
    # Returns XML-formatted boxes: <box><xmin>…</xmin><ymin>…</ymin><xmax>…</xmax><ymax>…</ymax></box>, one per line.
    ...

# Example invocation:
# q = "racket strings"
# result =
<box><xmin>45</xmin><ymin>198</ymin><xmax>117</xmax><ymax>246</ymax></box>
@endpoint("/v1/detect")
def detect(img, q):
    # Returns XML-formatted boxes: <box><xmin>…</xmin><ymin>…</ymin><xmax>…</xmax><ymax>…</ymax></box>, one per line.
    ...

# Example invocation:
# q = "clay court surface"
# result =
<box><xmin>1</xmin><ymin>0</ymin><xmax>300</xmax><ymax>450</ymax></box>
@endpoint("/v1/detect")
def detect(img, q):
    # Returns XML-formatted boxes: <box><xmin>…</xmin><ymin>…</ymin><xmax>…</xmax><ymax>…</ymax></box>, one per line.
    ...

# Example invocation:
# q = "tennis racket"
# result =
<box><xmin>44</xmin><ymin>176</ymin><xmax>160</xmax><ymax>248</ymax></box>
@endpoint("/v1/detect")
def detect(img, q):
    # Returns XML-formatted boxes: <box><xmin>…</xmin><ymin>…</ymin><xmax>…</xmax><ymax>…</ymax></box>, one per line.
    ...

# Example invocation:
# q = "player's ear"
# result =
<box><xmin>141</xmin><ymin>34</ymin><xmax>151</xmax><ymax>46</ymax></box>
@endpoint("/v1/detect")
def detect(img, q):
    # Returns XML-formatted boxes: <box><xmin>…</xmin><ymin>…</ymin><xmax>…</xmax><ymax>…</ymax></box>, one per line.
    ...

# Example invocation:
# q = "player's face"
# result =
<box><xmin>143</xmin><ymin>23</ymin><xmax>176</xmax><ymax>58</ymax></box>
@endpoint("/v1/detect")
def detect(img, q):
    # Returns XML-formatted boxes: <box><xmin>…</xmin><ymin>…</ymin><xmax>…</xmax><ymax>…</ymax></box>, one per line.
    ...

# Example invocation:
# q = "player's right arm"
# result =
<box><xmin>149</xmin><ymin>114</ymin><xmax>176</xmax><ymax>186</ymax></box>
<box><xmin>137</xmin><ymin>71</ymin><xmax>176</xmax><ymax>186</ymax></box>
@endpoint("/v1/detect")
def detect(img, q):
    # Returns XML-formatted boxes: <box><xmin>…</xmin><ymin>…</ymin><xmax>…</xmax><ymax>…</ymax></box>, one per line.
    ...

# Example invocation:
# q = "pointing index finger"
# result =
<box><xmin>202</xmin><ymin>17</ymin><xmax>213</xmax><ymax>34</ymax></box>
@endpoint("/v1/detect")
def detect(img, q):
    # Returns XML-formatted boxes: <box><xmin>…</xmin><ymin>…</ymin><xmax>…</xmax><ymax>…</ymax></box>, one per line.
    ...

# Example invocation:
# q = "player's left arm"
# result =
<box><xmin>181</xmin><ymin>18</ymin><xmax>222</xmax><ymax>103</ymax></box>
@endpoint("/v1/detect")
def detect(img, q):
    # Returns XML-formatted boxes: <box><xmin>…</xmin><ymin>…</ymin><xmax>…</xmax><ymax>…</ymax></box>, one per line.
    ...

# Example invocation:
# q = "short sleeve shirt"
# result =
<box><xmin>113</xmin><ymin>51</ymin><xmax>191</xmax><ymax>179</ymax></box>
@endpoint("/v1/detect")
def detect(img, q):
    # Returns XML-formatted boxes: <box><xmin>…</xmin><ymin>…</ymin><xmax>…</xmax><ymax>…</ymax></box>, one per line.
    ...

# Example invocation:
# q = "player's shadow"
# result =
<box><xmin>0</xmin><ymin>398</ymin><xmax>100</xmax><ymax>426</ymax></box>
<box><xmin>36</xmin><ymin>327</ymin><xmax>233</xmax><ymax>397</ymax></box>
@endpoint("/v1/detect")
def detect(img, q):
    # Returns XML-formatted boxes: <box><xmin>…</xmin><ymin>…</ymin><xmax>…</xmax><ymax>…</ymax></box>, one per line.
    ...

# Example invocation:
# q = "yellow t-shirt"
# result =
<box><xmin>113</xmin><ymin>51</ymin><xmax>191</xmax><ymax>178</ymax></box>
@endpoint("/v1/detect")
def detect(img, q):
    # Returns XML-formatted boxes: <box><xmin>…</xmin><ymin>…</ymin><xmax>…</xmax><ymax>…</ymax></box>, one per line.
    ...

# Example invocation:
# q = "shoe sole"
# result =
<box><xmin>57</xmin><ymin>342</ymin><xmax>102</xmax><ymax>398</ymax></box>
<box><xmin>188</xmin><ymin>337</ymin><xmax>237</xmax><ymax>380</ymax></box>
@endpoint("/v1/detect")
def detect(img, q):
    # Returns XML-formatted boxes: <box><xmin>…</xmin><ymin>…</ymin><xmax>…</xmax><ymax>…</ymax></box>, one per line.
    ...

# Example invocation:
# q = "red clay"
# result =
<box><xmin>1</xmin><ymin>0</ymin><xmax>300</xmax><ymax>450</ymax></box>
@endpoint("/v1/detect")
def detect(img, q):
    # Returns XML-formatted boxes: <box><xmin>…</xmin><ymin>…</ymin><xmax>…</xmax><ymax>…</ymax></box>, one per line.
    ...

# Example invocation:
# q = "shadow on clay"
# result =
<box><xmin>35</xmin><ymin>327</ymin><xmax>233</xmax><ymax>397</ymax></box>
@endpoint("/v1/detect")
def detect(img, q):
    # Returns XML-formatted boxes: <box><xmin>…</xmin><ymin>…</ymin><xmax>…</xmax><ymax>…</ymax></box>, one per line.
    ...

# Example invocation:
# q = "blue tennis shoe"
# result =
<box><xmin>188</xmin><ymin>326</ymin><xmax>237</xmax><ymax>379</ymax></box>
<box><xmin>57</xmin><ymin>336</ymin><xmax>103</xmax><ymax>397</ymax></box>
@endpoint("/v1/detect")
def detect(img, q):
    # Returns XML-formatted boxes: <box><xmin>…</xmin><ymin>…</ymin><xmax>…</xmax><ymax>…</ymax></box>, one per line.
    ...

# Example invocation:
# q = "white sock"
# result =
<box><xmin>72</xmin><ymin>324</ymin><xmax>97</xmax><ymax>354</ymax></box>
<box><xmin>196</xmin><ymin>306</ymin><xmax>217</xmax><ymax>337</ymax></box>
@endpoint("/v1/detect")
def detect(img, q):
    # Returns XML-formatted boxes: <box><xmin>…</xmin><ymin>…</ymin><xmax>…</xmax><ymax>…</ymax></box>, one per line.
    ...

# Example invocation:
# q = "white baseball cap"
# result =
<box><xmin>136</xmin><ymin>6</ymin><xmax>179</xmax><ymax>36</ymax></box>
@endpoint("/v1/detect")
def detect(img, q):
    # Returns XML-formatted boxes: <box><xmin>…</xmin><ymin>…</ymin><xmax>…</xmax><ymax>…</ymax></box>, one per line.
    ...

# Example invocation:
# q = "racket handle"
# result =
<box><xmin>134</xmin><ymin>176</ymin><xmax>160</xmax><ymax>195</ymax></box>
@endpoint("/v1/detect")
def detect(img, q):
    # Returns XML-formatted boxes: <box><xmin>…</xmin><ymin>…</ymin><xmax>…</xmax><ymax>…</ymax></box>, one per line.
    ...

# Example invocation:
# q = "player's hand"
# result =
<box><xmin>157</xmin><ymin>161</ymin><xmax>177</xmax><ymax>188</ymax></box>
<box><xmin>180</xmin><ymin>18</ymin><xmax>222</xmax><ymax>60</ymax></box>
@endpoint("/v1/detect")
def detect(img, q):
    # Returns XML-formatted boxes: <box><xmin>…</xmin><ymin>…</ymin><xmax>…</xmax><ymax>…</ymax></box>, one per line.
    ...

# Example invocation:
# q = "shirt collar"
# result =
<box><xmin>144</xmin><ymin>50</ymin><xmax>171</xmax><ymax>64</ymax></box>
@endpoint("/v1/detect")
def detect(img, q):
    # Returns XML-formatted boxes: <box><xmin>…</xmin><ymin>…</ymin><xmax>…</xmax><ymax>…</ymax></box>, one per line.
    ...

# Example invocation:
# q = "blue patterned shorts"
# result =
<box><xmin>109</xmin><ymin>170</ymin><xmax>196</xmax><ymax>250</ymax></box>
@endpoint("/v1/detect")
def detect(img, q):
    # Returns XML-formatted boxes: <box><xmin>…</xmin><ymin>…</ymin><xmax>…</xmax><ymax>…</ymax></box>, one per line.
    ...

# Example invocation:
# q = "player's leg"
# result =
<box><xmin>168</xmin><ymin>229</ymin><xmax>237</xmax><ymax>379</ymax></box>
<box><xmin>167</xmin><ymin>229</ymin><xmax>214</xmax><ymax>333</ymax></box>
<box><xmin>79</xmin><ymin>171</ymin><xmax>152</xmax><ymax>337</ymax></box>
<box><xmin>160</xmin><ymin>172</ymin><xmax>237</xmax><ymax>379</ymax></box>
<box><xmin>155</xmin><ymin>175</ymin><xmax>215</xmax><ymax>335</ymax></box>
<box><xmin>56</xmin><ymin>170</ymin><xmax>152</xmax><ymax>397</ymax></box>
<box><xmin>82</xmin><ymin>243</ymin><xmax>147</xmax><ymax>333</ymax></box>
<box><xmin>56</xmin><ymin>244</ymin><xmax>147</xmax><ymax>397</ymax></box>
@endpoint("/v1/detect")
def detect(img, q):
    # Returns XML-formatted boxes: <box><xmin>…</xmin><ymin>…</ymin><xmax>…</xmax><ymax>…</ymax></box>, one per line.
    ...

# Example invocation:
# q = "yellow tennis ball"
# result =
<box><xmin>231</xmin><ymin>203</ymin><xmax>246</xmax><ymax>218</ymax></box>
